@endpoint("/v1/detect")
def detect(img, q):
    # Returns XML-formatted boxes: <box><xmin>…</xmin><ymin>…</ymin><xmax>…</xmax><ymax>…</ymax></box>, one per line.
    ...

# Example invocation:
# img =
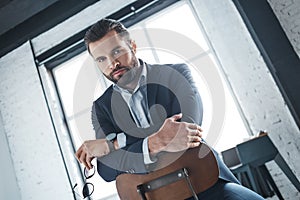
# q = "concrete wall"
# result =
<box><xmin>191</xmin><ymin>0</ymin><xmax>300</xmax><ymax>199</ymax></box>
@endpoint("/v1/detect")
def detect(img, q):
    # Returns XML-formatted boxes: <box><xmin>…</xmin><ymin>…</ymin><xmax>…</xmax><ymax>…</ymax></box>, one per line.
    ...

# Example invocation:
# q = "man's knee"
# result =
<box><xmin>223</xmin><ymin>182</ymin><xmax>265</xmax><ymax>200</ymax></box>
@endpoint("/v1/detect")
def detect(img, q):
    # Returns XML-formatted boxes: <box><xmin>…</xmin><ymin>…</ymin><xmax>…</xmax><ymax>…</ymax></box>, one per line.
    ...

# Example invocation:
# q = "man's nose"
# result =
<box><xmin>109</xmin><ymin>58</ymin><xmax>120</xmax><ymax>70</ymax></box>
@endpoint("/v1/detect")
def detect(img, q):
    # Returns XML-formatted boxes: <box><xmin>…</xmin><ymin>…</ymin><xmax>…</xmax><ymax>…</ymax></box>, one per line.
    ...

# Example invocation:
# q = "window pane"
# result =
<box><xmin>53</xmin><ymin>52</ymin><xmax>117</xmax><ymax>199</ymax></box>
<box><xmin>145</xmin><ymin>3</ymin><xmax>209</xmax><ymax>52</ymax></box>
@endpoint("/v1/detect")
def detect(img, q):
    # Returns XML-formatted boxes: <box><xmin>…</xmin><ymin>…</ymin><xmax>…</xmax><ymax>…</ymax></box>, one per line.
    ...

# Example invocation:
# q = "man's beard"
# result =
<box><xmin>104</xmin><ymin>57</ymin><xmax>139</xmax><ymax>87</ymax></box>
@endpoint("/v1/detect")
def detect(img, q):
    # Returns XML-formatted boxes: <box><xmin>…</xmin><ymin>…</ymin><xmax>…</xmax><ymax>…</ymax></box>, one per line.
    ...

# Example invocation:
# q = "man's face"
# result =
<box><xmin>89</xmin><ymin>30</ymin><xmax>139</xmax><ymax>86</ymax></box>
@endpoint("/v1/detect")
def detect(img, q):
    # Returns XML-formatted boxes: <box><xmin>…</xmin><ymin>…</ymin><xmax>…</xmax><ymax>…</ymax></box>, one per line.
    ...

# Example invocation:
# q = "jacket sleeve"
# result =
<box><xmin>92</xmin><ymin>102</ymin><xmax>159</xmax><ymax>182</ymax></box>
<box><xmin>165</xmin><ymin>63</ymin><xmax>203</xmax><ymax>125</ymax></box>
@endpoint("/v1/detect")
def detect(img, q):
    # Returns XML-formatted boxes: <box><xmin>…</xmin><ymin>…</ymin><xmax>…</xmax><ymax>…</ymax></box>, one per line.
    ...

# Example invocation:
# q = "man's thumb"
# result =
<box><xmin>170</xmin><ymin>113</ymin><xmax>182</xmax><ymax>121</ymax></box>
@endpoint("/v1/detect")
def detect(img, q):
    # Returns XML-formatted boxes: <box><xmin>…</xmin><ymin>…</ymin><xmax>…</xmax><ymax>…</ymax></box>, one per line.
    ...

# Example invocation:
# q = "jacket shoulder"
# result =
<box><xmin>94</xmin><ymin>85</ymin><xmax>114</xmax><ymax>106</ymax></box>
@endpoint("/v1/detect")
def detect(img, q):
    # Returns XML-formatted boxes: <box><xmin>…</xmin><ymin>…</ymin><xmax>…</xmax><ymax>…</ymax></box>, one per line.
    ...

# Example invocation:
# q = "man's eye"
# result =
<box><xmin>96</xmin><ymin>57</ymin><xmax>106</xmax><ymax>63</ymax></box>
<box><xmin>113</xmin><ymin>49</ymin><xmax>121</xmax><ymax>56</ymax></box>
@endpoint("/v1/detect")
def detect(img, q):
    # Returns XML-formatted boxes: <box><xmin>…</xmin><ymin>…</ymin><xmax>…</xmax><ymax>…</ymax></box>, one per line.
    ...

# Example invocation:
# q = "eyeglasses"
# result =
<box><xmin>73</xmin><ymin>166</ymin><xmax>95</xmax><ymax>199</ymax></box>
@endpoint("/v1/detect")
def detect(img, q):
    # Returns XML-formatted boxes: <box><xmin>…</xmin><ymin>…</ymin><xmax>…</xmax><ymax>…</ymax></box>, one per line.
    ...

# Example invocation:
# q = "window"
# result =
<box><xmin>53</xmin><ymin>1</ymin><xmax>250</xmax><ymax>199</ymax></box>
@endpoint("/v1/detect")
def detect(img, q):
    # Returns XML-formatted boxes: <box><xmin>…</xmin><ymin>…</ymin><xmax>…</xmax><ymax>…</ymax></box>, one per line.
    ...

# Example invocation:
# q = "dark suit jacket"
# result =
<box><xmin>92</xmin><ymin>61</ymin><xmax>239</xmax><ymax>184</ymax></box>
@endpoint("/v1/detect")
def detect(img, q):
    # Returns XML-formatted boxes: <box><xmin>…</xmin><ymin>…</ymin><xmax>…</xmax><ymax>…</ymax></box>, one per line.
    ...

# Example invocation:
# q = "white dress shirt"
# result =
<box><xmin>113</xmin><ymin>62</ymin><xmax>155</xmax><ymax>164</ymax></box>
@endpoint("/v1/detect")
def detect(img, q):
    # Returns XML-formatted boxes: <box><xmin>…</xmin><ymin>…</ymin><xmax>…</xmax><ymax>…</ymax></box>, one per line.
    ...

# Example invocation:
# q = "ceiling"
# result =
<box><xmin>0</xmin><ymin>0</ymin><xmax>100</xmax><ymax>57</ymax></box>
<box><xmin>0</xmin><ymin>0</ymin><xmax>58</xmax><ymax>36</ymax></box>
<box><xmin>0</xmin><ymin>0</ymin><xmax>178</xmax><ymax>59</ymax></box>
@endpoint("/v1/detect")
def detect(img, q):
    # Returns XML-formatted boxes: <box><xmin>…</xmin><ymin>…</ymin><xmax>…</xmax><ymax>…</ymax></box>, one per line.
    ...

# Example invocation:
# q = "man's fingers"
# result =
<box><xmin>170</xmin><ymin>113</ymin><xmax>182</xmax><ymax>122</ymax></box>
<box><xmin>79</xmin><ymin>151</ymin><xmax>89</xmax><ymax>169</ymax></box>
<box><xmin>187</xmin><ymin>123</ymin><xmax>202</xmax><ymax>131</ymax></box>
<box><xmin>188</xmin><ymin>128</ymin><xmax>203</xmax><ymax>137</ymax></box>
<box><xmin>188</xmin><ymin>135</ymin><xmax>202</xmax><ymax>142</ymax></box>
<box><xmin>86</xmin><ymin>157</ymin><xmax>94</xmax><ymax>170</ymax></box>
<box><xmin>75</xmin><ymin>145</ymin><xmax>93</xmax><ymax>170</ymax></box>
<box><xmin>188</xmin><ymin>141</ymin><xmax>201</xmax><ymax>148</ymax></box>
<box><xmin>197</xmin><ymin>126</ymin><xmax>203</xmax><ymax>132</ymax></box>
<box><xmin>75</xmin><ymin>146</ymin><xmax>83</xmax><ymax>161</ymax></box>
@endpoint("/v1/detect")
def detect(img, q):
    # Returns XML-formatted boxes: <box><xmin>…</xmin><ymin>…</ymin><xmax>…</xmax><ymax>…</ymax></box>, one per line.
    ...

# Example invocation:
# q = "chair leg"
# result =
<box><xmin>255</xmin><ymin>166</ymin><xmax>274</xmax><ymax>198</ymax></box>
<box><xmin>259</xmin><ymin>165</ymin><xmax>283</xmax><ymax>199</ymax></box>
<box><xmin>245</xmin><ymin>165</ymin><xmax>262</xmax><ymax>195</ymax></box>
<box><xmin>235</xmin><ymin>172</ymin><xmax>242</xmax><ymax>183</ymax></box>
<box><xmin>275</xmin><ymin>153</ymin><xmax>300</xmax><ymax>192</ymax></box>
<box><xmin>241</xmin><ymin>172</ymin><xmax>251</xmax><ymax>189</ymax></box>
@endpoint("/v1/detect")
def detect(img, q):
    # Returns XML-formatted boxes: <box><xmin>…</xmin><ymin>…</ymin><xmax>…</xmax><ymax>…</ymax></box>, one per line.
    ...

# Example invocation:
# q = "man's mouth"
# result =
<box><xmin>112</xmin><ymin>68</ymin><xmax>127</xmax><ymax>77</ymax></box>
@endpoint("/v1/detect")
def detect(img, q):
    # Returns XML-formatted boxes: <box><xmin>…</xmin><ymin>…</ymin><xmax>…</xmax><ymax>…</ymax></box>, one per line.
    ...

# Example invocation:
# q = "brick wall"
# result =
<box><xmin>0</xmin><ymin>42</ymin><xmax>73</xmax><ymax>200</ymax></box>
<box><xmin>191</xmin><ymin>0</ymin><xmax>300</xmax><ymax>199</ymax></box>
<box><xmin>0</xmin><ymin>1</ymin><xmax>140</xmax><ymax>199</ymax></box>
<box><xmin>268</xmin><ymin>0</ymin><xmax>300</xmax><ymax>58</ymax></box>
<box><xmin>266</xmin><ymin>1</ymin><xmax>300</xmax><ymax>199</ymax></box>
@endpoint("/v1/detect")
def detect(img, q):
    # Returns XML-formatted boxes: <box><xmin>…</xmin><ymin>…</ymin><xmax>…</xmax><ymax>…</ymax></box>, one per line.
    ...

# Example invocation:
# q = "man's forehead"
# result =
<box><xmin>90</xmin><ymin>30</ymin><xmax>126</xmax><ymax>55</ymax></box>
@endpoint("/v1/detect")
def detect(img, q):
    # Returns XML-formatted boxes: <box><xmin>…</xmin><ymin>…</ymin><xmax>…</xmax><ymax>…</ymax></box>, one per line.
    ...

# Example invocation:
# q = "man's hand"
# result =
<box><xmin>148</xmin><ymin>113</ymin><xmax>203</xmax><ymax>154</ymax></box>
<box><xmin>75</xmin><ymin>139</ymin><xmax>110</xmax><ymax>170</ymax></box>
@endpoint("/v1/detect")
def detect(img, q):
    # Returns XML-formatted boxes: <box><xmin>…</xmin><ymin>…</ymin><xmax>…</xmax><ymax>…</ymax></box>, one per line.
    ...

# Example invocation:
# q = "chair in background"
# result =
<box><xmin>221</xmin><ymin>133</ymin><xmax>300</xmax><ymax>199</ymax></box>
<box><xmin>221</xmin><ymin>147</ymin><xmax>253</xmax><ymax>190</ymax></box>
<box><xmin>221</xmin><ymin>146</ymin><xmax>276</xmax><ymax>198</ymax></box>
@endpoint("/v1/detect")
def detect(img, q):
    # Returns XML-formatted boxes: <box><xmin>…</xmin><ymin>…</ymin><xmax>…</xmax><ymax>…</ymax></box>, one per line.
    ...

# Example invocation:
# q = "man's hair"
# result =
<box><xmin>84</xmin><ymin>18</ymin><xmax>131</xmax><ymax>54</ymax></box>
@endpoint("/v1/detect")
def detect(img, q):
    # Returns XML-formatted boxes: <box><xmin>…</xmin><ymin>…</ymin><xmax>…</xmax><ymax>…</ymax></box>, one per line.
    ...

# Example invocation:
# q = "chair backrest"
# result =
<box><xmin>236</xmin><ymin>134</ymin><xmax>278</xmax><ymax>165</ymax></box>
<box><xmin>116</xmin><ymin>143</ymin><xmax>219</xmax><ymax>200</ymax></box>
<box><xmin>221</xmin><ymin>147</ymin><xmax>241</xmax><ymax>168</ymax></box>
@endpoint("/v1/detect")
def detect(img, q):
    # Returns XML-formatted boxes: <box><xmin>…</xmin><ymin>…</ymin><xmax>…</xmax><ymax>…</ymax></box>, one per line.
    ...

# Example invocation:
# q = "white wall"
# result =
<box><xmin>191</xmin><ymin>0</ymin><xmax>300</xmax><ymax>199</ymax></box>
<box><xmin>0</xmin><ymin>111</ymin><xmax>21</xmax><ymax>200</ymax></box>
<box><xmin>0</xmin><ymin>42</ymin><xmax>73</xmax><ymax>199</ymax></box>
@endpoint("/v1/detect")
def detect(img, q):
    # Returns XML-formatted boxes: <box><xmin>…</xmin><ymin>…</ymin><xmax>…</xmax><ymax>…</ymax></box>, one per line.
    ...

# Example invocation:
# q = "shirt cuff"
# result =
<box><xmin>117</xmin><ymin>133</ymin><xmax>126</xmax><ymax>148</ymax></box>
<box><xmin>142</xmin><ymin>137</ymin><xmax>157</xmax><ymax>164</ymax></box>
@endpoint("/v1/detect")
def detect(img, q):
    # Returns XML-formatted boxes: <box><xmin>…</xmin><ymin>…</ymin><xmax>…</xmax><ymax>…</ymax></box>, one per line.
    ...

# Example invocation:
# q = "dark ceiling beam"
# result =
<box><xmin>0</xmin><ymin>0</ymin><xmax>100</xmax><ymax>58</ymax></box>
<box><xmin>0</xmin><ymin>0</ymin><xmax>13</xmax><ymax>8</ymax></box>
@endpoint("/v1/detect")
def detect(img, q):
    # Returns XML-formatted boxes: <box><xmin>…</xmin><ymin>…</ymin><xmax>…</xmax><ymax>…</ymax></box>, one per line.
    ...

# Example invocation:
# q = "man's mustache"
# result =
<box><xmin>113</xmin><ymin>66</ymin><xmax>127</xmax><ymax>72</ymax></box>
<box><xmin>111</xmin><ymin>66</ymin><xmax>129</xmax><ymax>75</ymax></box>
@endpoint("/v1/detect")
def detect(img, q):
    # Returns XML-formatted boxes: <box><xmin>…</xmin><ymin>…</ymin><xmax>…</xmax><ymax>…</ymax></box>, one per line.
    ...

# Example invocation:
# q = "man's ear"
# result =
<box><xmin>130</xmin><ymin>40</ymin><xmax>137</xmax><ymax>54</ymax></box>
